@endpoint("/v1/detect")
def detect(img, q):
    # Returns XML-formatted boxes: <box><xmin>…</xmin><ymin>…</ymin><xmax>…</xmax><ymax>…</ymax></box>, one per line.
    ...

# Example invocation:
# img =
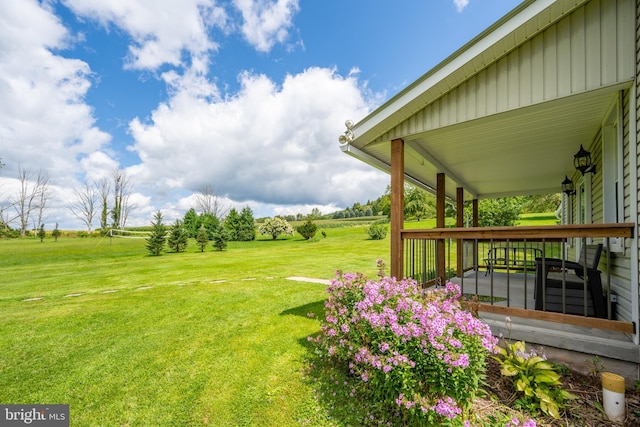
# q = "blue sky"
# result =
<box><xmin>0</xmin><ymin>0</ymin><xmax>523</xmax><ymax>230</ymax></box>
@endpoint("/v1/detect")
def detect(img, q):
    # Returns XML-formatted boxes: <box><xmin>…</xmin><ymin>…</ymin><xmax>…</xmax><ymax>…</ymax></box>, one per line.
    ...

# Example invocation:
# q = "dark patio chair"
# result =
<box><xmin>534</xmin><ymin>244</ymin><xmax>606</xmax><ymax>318</ymax></box>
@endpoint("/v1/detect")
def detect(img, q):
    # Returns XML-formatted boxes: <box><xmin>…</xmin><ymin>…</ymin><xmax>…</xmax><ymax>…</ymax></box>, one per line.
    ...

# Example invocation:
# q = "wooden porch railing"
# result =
<box><xmin>400</xmin><ymin>223</ymin><xmax>635</xmax><ymax>333</ymax></box>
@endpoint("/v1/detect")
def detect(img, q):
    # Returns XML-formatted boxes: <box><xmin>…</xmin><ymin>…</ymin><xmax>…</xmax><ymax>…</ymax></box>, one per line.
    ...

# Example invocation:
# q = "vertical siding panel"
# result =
<box><xmin>467</xmin><ymin>76</ymin><xmax>477</xmax><ymax>120</ymax></box>
<box><xmin>476</xmin><ymin>71</ymin><xmax>487</xmax><ymax>118</ymax></box>
<box><xmin>557</xmin><ymin>16</ymin><xmax>572</xmax><ymax>97</ymax></box>
<box><xmin>496</xmin><ymin>57</ymin><xmax>509</xmax><ymax>112</ymax></box>
<box><xmin>585</xmin><ymin>0</ymin><xmax>602</xmax><ymax>89</ymax></box>
<box><xmin>519</xmin><ymin>42</ymin><xmax>532</xmax><ymax>106</ymax></box>
<box><xmin>602</xmin><ymin>0</ymin><xmax>617</xmax><ymax>85</ymax></box>
<box><xmin>543</xmin><ymin>26</ymin><xmax>558</xmax><ymax>100</ymax></box>
<box><xmin>619</xmin><ymin>0</ymin><xmax>635</xmax><ymax>81</ymax></box>
<box><xmin>457</xmin><ymin>83</ymin><xmax>467</xmax><ymax>123</ymax></box>
<box><xmin>508</xmin><ymin>50</ymin><xmax>520</xmax><ymax>109</ymax></box>
<box><xmin>487</xmin><ymin>64</ymin><xmax>498</xmax><ymax>115</ymax></box>
<box><xmin>570</xmin><ymin>6</ymin><xmax>587</xmax><ymax>93</ymax></box>
<box><xmin>531</xmin><ymin>35</ymin><xmax>545</xmax><ymax>103</ymax></box>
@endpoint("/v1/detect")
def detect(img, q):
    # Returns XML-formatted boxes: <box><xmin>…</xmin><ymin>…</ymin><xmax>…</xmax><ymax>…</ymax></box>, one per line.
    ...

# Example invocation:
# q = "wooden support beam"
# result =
<box><xmin>390</xmin><ymin>139</ymin><xmax>404</xmax><ymax>279</ymax></box>
<box><xmin>437</xmin><ymin>173</ymin><xmax>445</xmax><ymax>283</ymax></box>
<box><xmin>472</xmin><ymin>199</ymin><xmax>479</xmax><ymax>227</ymax></box>
<box><xmin>478</xmin><ymin>304</ymin><xmax>635</xmax><ymax>334</ymax></box>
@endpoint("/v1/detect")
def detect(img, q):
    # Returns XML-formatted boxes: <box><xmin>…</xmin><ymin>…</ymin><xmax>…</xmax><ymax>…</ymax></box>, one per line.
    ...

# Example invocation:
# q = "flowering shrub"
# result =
<box><xmin>314</xmin><ymin>269</ymin><xmax>499</xmax><ymax>425</ymax></box>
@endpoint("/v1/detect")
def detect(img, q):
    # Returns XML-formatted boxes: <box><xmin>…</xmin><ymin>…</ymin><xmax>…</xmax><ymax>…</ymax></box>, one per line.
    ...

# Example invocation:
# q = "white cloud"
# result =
<box><xmin>62</xmin><ymin>0</ymin><xmax>227</xmax><ymax>70</ymax></box>
<box><xmin>0</xmin><ymin>0</ymin><xmax>110</xmax><ymax>185</ymax></box>
<box><xmin>233</xmin><ymin>0</ymin><xmax>299</xmax><ymax>52</ymax></box>
<box><xmin>128</xmin><ymin>66</ymin><xmax>388</xmax><ymax>212</ymax></box>
<box><xmin>453</xmin><ymin>0</ymin><xmax>470</xmax><ymax>12</ymax></box>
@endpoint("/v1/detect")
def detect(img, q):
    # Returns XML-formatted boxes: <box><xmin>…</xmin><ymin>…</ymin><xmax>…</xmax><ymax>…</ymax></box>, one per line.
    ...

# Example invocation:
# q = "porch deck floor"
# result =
<box><xmin>447</xmin><ymin>269</ymin><xmax>639</xmax><ymax>363</ymax></box>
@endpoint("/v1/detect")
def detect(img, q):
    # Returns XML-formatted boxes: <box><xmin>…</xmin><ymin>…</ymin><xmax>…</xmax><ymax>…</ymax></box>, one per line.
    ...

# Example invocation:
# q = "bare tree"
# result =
<box><xmin>97</xmin><ymin>178</ymin><xmax>111</xmax><ymax>234</ymax></box>
<box><xmin>68</xmin><ymin>181</ymin><xmax>97</xmax><ymax>232</ymax></box>
<box><xmin>13</xmin><ymin>167</ymin><xmax>51</xmax><ymax>236</ymax></box>
<box><xmin>194</xmin><ymin>184</ymin><xmax>229</xmax><ymax>218</ymax></box>
<box><xmin>111</xmin><ymin>169</ymin><xmax>134</xmax><ymax>230</ymax></box>
<box><xmin>34</xmin><ymin>171</ymin><xmax>52</xmax><ymax>231</ymax></box>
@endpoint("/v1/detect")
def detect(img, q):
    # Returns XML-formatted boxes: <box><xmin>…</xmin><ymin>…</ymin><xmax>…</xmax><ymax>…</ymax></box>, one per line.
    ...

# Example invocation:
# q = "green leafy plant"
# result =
<box><xmin>366</xmin><ymin>222</ymin><xmax>387</xmax><ymax>240</ymax></box>
<box><xmin>493</xmin><ymin>339</ymin><xmax>575</xmax><ymax>418</ymax></box>
<box><xmin>586</xmin><ymin>355</ymin><xmax>605</xmax><ymax>378</ymax></box>
<box><xmin>295</xmin><ymin>219</ymin><xmax>318</xmax><ymax>240</ymax></box>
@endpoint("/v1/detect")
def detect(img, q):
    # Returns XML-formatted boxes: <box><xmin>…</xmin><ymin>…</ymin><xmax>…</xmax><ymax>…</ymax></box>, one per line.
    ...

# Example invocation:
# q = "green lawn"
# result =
<box><xmin>0</xmin><ymin>215</ymin><xmax>558</xmax><ymax>426</ymax></box>
<box><xmin>0</xmin><ymin>227</ymin><xmax>388</xmax><ymax>426</ymax></box>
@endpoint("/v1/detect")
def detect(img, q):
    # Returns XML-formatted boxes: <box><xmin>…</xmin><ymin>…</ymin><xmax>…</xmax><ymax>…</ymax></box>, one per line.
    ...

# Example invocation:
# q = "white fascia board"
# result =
<box><xmin>352</xmin><ymin>0</ymin><xmax>557</xmax><ymax>146</ymax></box>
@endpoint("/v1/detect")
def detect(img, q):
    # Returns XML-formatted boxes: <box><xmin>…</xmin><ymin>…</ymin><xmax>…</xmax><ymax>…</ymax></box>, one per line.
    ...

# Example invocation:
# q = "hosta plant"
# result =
<box><xmin>493</xmin><ymin>339</ymin><xmax>576</xmax><ymax>418</ymax></box>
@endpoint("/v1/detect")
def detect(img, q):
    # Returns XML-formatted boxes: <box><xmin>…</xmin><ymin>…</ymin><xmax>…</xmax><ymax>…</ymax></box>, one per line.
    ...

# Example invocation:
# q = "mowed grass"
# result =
<box><xmin>0</xmin><ymin>226</ymin><xmax>388</xmax><ymax>426</ymax></box>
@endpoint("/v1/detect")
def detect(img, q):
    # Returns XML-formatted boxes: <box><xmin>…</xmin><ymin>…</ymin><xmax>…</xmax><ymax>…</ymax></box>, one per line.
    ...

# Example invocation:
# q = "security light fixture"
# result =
<box><xmin>561</xmin><ymin>175</ymin><xmax>575</xmax><ymax>196</ymax></box>
<box><xmin>574</xmin><ymin>144</ymin><xmax>597</xmax><ymax>175</ymax></box>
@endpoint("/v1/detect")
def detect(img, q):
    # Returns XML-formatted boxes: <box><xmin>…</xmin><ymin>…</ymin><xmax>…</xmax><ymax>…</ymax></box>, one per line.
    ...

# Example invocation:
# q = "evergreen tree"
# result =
<box><xmin>237</xmin><ymin>206</ymin><xmax>256</xmax><ymax>241</ymax></box>
<box><xmin>212</xmin><ymin>225</ymin><xmax>229</xmax><ymax>251</ymax></box>
<box><xmin>183</xmin><ymin>208</ymin><xmax>199</xmax><ymax>238</ymax></box>
<box><xmin>224</xmin><ymin>208</ymin><xmax>241</xmax><ymax>241</ymax></box>
<box><xmin>200</xmin><ymin>212</ymin><xmax>220</xmax><ymax>240</ymax></box>
<box><xmin>167</xmin><ymin>219</ymin><xmax>189</xmax><ymax>253</ymax></box>
<box><xmin>196</xmin><ymin>224</ymin><xmax>209</xmax><ymax>252</ymax></box>
<box><xmin>146</xmin><ymin>211</ymin><xmax>167</xmax><ymax>256</ymax></box>
<box><xmin>52</xmin><ymin>223</ymin><xmax>61</xmax><ymax>242</ymax></box>
<box><xmin>37</xmin><ymin>224</ymin><xmax>46</xmax><ymax>242</ymax></box>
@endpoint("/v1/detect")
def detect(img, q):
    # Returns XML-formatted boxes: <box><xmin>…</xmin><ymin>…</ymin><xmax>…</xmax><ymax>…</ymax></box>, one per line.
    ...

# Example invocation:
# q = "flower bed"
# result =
<box><xmin>310</xmin><ymin>266</ymin><xmax>509</xmax><ymax>426</ymax></box>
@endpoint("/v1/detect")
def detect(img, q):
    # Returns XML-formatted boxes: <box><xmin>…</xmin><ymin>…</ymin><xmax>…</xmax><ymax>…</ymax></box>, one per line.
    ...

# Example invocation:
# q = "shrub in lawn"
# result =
<box><xmin>314</xmin><ymin>270</ymin><xmax>498</xmax><ymax>426</ymax></box>
<box><xmin>296</xmin><ymin>219</ymin><xmax>318</xmax><ymax>240</ymax></box>
<box><xmin>366</xmin><ymin>222</ymin><xmax>387</xmax><ymax>240</ymax></box>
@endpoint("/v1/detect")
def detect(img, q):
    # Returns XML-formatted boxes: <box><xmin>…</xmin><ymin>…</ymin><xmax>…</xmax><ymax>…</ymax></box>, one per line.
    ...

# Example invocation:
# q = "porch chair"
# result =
<box><xmin>534</xmin><ymin>244</ymin><xmax>607</xmax><ymax>318</ymax></box>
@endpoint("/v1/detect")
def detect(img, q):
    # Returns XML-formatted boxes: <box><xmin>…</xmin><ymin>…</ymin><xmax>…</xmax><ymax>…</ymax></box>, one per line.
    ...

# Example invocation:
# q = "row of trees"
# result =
<box><xmin>0</xmin><ymin>161</ymin><xmax>134</xmax><ymax>237</ymax></box>
<box><xmin>67</xmin><ymin>169</ymin><xmax>133</xmax><ymax>234</ymax></box>
<box><xmin>332</xmin><ymin>184</ymin><xmax>561</xmax><ymax>227</ymax></box>
<box><xmin>146</xmin><ymin>211</ymin><xmax>325</xmax><ymax>256</ymax></box>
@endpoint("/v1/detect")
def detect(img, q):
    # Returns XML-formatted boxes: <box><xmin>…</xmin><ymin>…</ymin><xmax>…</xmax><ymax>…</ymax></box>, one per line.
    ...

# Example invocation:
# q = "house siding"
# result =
<box><xmin>376</xmin><ymin>0</ymin><xmax>635</xmax><ymax>144</ymax></box>
<box><xmin>565</xmin><ymin>88</ymin><xmax>635</xmax><ymax>325</ymax></box>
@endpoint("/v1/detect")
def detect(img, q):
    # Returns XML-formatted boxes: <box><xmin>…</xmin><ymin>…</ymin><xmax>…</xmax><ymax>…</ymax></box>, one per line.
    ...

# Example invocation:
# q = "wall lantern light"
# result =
<box><xmin>574</xmin><ymin>144</ymin><xmax>597</xmax><ymax>175</ymax></box>
<box><xmin>561</xmin><ymin>175</ymin><xmax>575</xmax><ymax>196</ymax></box>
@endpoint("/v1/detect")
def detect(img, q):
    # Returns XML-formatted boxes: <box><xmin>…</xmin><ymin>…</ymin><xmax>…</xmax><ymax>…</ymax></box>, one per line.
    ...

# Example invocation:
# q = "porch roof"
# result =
<box><xmin>340</xmin><ymin>0</ymin><xmax>635</xmax><ymax>201</ymax></box>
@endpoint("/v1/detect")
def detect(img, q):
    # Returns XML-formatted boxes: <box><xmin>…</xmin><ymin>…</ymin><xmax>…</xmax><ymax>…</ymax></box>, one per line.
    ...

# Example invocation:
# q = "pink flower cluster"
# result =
<box><xmin>318</xmin><ymin>271</ymin><xmax>499</xmax><ymax>423</ymax></box>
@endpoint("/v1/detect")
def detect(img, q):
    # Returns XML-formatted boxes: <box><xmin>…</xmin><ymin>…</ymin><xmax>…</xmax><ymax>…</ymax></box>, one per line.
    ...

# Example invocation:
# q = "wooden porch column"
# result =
<box><xmin>390</xmin><ymin>139</ymin><xmax>404</xmax><ymax>279</ymax></box>
<box><xmin>472</xmin><ymin>199</ymin><xmax>479</xmax><ymax>227</ymax></box>
<box><xmin>473</xmin><ymin>198</ymin><xmax>479</xmax><ymax>271</ymax></box>
<box><xmin>456</xmin><ymin>187</ymin><xmax>464</xmax><ymax>276</ymax></box>
<box><xmin>437</xmin><ymin>173</ymin><xmax>445</xmax><ymax>283</ymax></box>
